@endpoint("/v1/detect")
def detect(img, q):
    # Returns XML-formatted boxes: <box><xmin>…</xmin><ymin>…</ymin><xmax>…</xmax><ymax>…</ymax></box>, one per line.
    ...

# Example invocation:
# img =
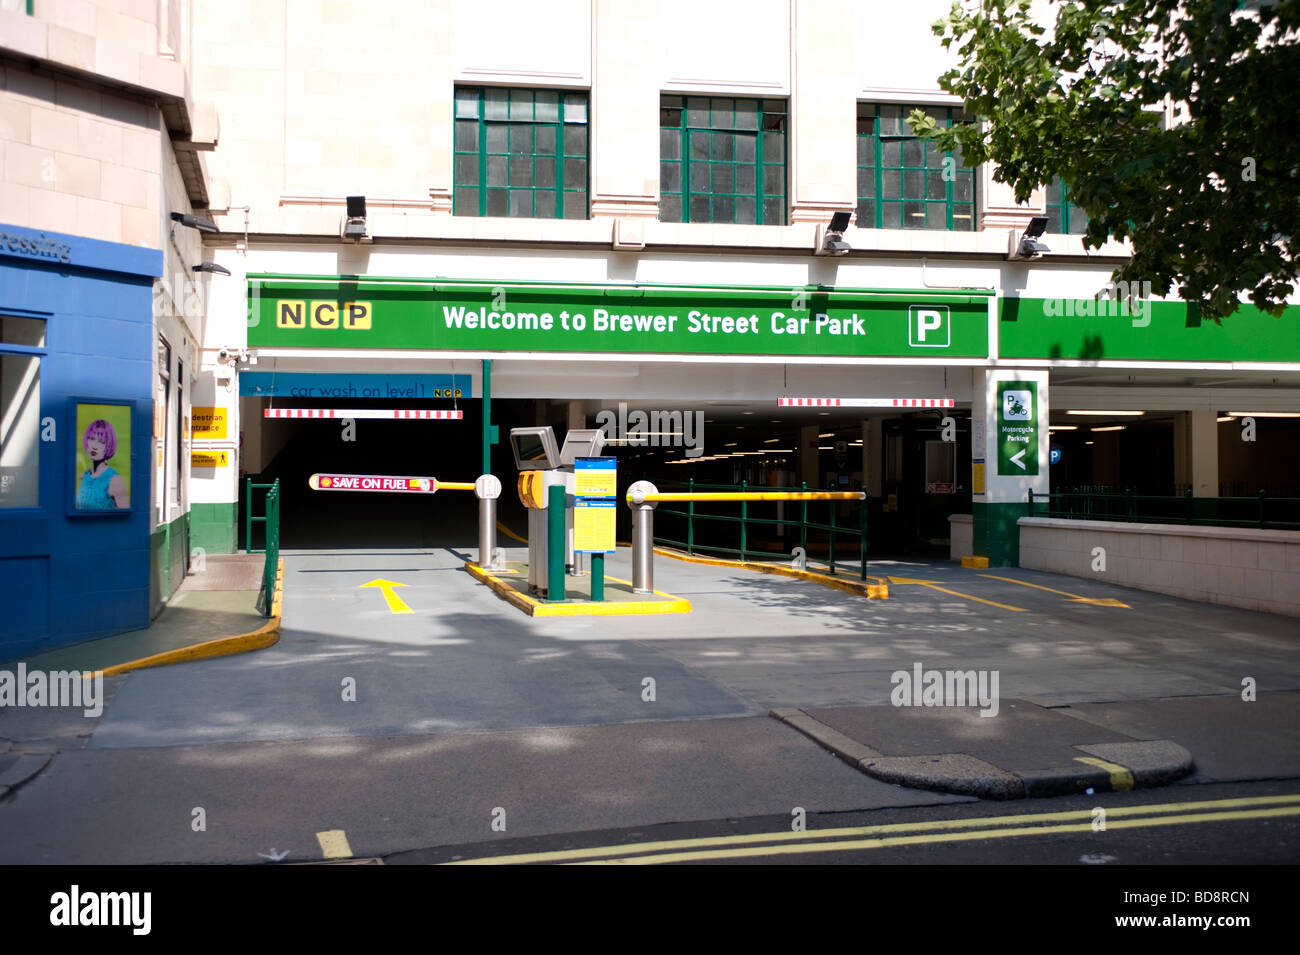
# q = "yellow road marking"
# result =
<box><xmin>444</xmin><ymin>793</ymin><xmax>1300</xmax><ymax>864</ymax></box>
<box><xmin>888</xmin><ymin>576</ymin><xmax>1027</xmax><ymax>612</ymax></box>
<box><xmin>577</xmin><ymin>806</ymin><xmax>1300</xmax><ymax>864</ymax></box>
<box><xmin>359</xmin><ymin>578</ymin><xmax>413</xmax><ymax>614</ymax></box>
<box><xmin>978</xmin><ymin>574</ymin><xmax>1131</xmax><ymax>608</ymax></box>
<box><xmin>316</xmin><ymin>830</ymin><xmax>353</xmax><ymax>859</ymax></box>
<box><xmin>1075</xmin><ymin>756</ymin><xmax>1135</xmax><ymax>791</ymax></box>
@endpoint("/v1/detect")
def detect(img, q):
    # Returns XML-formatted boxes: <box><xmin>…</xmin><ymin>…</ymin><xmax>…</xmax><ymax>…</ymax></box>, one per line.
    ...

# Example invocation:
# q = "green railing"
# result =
<box><xmin>246</xmin><ymin>478</ymin><xmax>280</xmax><ymax>616</ymax></box>
<box><xmin>1027</xmin><ymin>489</ymin><xmax>1300</xmax><ymax>531</ymax></box>
<box><xmin>653</xmin><ymin>478</ymin><xmax>868</xmax><ymax>580</ymax></box>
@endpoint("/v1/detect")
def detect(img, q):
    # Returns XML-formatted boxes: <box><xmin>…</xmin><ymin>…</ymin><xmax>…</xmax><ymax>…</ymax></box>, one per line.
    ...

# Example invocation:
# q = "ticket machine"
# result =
<box><xmin>509</xmin><ymin>425</ymin><xmax>606</xmax><ymax>596</ymax></box>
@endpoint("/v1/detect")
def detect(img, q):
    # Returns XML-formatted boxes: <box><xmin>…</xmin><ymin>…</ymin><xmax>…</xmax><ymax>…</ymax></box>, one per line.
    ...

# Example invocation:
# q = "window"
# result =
<box><xmin>0</xmin><ymin>316</ymin><xmax>45</xmax><ymax>508</ymax></box>
<box><xmin>856</xmin><ymin>104</ymin><xmax>975</xmax><ymax>231</ymax></box>
<box><xmin>659</xmin><ymin>95</ymin><xmax>787</xmax><ymax>224</ymax></box>
<box><xmin>453</xmin><ymin>86</ymin><xmax>589</xmax><ymax>219</ymax></box>
<box><xmin>1046</xmin><ymin>176</ymin><xmax>1089</xmax><ymax>234</ymax></box>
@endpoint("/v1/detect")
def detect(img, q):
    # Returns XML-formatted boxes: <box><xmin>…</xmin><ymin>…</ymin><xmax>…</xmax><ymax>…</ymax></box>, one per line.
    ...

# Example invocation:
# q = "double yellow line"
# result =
<box><xmin>444</xmin><ymin>793</ymin><xmax>1300</xmax><ymax>865</ymax></box>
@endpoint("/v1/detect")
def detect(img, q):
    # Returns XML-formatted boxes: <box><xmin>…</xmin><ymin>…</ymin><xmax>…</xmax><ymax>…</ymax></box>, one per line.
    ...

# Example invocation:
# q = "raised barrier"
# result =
<box><xmin>626</xmin><ymin>481</ymin><xmax>867</xmax><ymax>594</ymax></box>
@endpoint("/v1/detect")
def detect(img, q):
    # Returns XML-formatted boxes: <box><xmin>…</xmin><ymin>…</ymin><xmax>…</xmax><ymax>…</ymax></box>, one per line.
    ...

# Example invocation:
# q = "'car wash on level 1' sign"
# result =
<box><xmin>573</xmin><ymin>457</ymin><xmax>617</xmax><ymax>553</ymax></box>
<box><xmin>996</xmin><ymin>381</ymin><xmax>1038</xmax><ymax>475</ymax></box>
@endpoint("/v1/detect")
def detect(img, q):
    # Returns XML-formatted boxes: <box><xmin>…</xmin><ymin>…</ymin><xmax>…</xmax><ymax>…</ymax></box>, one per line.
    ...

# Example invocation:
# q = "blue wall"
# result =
<box><xmin>0</xmin><ymin>223</ymin><xmax>161</xmax><ymax>661</ymax></box>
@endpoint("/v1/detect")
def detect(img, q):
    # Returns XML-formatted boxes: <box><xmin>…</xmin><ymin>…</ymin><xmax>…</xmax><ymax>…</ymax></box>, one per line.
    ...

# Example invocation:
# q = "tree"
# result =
<box><xmin>909</xmin><ymin>0</ymin><xmax>1300</xmax><ymax>321</ymax></box>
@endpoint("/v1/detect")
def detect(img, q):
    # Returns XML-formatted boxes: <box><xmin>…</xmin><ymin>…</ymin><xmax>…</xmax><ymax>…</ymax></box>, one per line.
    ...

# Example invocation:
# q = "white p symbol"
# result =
<box><xmin>911</xmin><ymin>307</ymin><xmax>949</xmax><ymax>346</ymax></box>
<box><xmin>917</xmin><ymin>310</ymin><xmax>943</xmax><ymax>340</ymax></box>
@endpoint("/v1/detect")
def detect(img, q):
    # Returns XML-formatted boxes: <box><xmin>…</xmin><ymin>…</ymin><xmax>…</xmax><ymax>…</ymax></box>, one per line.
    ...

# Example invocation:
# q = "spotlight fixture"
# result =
<box><xmin>1009</xmin><ymin>215</ymin><xmax>1051</xmax><ymax>259</ymax></box>
<box><xmin>170</xmin><ymin>211</ymin><xmax>218</xmax><ymax>232</ymax></box>
<box><xmin>193</xmin><ymin>262</ymin><xmax>231</xmax><ymax>275</ymax></box>
<box><xmin>815</xmin><ymin>210</ymin><xmax>853</xmax><ymax>256</ymax></box>
<box><xmin>342</xmin><ymin>195</ymin><xmax>367</xmax><ymax>240</ymax></box>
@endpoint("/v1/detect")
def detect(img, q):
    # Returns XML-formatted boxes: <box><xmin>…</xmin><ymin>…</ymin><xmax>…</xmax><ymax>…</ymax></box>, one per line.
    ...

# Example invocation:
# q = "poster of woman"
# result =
<box><xmin>74</xmin><ymin>402</ymin><xmax>132</xmax><ymax>511</ymax></box>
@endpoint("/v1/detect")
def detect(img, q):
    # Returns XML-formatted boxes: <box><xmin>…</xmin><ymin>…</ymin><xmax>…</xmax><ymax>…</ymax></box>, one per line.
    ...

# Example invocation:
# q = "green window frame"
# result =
<box><xmin>453</xmin><ymin>86</ymin><xmax>589</xmax><ymax>220</ymax></box>
<box><xmin>659</xmin><ymin>95</ymin><xmax>787</xmax><ymax>225</ymax></box>
<box><xmin>856</xmin><ymin>103</ymin><xmax>975</xmax><ymax>231</ymax></box>
<box><xmin>1046</xmin><ymin>176</ymin><xmax>1089</xmax><ymax>235</ymax></box>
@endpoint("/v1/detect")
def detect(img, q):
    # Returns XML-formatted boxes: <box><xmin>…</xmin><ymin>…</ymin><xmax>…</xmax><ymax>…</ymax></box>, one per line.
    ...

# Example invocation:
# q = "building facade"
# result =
<box><xmin>3</xmin><ymin>0</ymin><xmax>1297</xmax><ymax>654</ymax></box>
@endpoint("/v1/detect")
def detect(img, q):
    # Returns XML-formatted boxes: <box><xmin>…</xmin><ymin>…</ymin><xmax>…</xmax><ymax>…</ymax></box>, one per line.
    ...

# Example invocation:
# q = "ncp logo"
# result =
<box><xmin>908</xmin><ymin>306</ymin><xmax>950</xmax><ymax>347</ymax></box>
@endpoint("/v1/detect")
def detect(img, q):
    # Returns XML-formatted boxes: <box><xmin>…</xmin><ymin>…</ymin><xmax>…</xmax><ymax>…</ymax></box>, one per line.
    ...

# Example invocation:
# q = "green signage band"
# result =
<box><xmin>247</xmin><ymin>278</ymin><xmax>991</xmax><ymax>359</ymax></box>
<box><xmin>1000</xmin><ymin>297</ymin><xmax>1300</xmax><ymax>363</ymax></box>
<box><xmin>997</xmin><ymin>380</ymin><xmax>1038</xmax><ymax>476</ymax></box>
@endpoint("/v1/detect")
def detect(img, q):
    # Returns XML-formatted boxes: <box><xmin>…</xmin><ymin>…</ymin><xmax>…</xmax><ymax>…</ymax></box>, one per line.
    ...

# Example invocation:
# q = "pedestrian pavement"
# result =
<box><xmin>2</xmin><ymin>554</ymin><xmax>276</xmax><ymax>676</ymax></box>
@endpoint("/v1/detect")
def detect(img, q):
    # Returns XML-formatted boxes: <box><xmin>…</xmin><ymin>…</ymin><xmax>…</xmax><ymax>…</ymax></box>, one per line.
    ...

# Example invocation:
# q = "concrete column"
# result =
<box><xmin>591</xmin><ymin>0</ymin><xmax>661</xmax><ymax>219</ymax></box>
<box><xmin>799</xmin><ymin>424</ymin><xmax>820</xmax><ymax>488</ymax></box>
<box><xmin>971</xmin><ymin>368</ymin><xmax>1050</xmax><ymax>567</ymax></box>
<box><xmin>861</xmin><ymin>417</ymin><xmax>882</xmax><ymax>498</ymax></box>
<box><xmin>566</xmin><ymin>400</ymin><xmax>587</xmax><ymax>432</ymax></box>
<box><xmin>789</xmin><ymin>0</ymin><xmax>856</xmax><ymax>224</ymax></box>
<box><xmin>1190</xmin><ymin>408</ymin><xmax>1219</xmax><ymax>497</ymax></box>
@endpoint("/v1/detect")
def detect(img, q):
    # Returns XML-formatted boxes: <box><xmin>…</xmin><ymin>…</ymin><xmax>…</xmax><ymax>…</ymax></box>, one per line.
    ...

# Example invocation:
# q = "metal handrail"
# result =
<box><xmin>261</xmin><ymin>479</ymin><xmax>280</xmax><ymax>617</ymax></box>
<box><xmin>1026</xmin><ymin>489</ymin><xmax>1300</xmax><ymax>531</ymax></box>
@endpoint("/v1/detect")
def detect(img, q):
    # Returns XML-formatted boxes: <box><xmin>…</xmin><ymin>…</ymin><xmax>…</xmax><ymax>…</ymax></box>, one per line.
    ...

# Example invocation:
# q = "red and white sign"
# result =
<box><xmin>926</xmin><ymin>481</ymin><xmax>956</xmax><ymax>494</ymax></box>
<box><xmin>778</xmin><ymin>397</ymin><xmax>956</xmax><ymax>409</ymax></box>
<box><xmin>265</xmin><ymin>408</ymin><xmax>463</xmax><ymax>419</ymax></box>
<box><xmin>308</xmin><ymin>473</ymin><xmax>437</xmax><ymax>493</ymax></box>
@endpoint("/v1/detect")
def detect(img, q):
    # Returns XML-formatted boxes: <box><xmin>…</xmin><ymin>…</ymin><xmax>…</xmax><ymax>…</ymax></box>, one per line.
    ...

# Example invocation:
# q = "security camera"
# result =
<box><xmin>218</xmin><ymin>348</ymin><xmax>231</xmax><ymax>362</ymax></box>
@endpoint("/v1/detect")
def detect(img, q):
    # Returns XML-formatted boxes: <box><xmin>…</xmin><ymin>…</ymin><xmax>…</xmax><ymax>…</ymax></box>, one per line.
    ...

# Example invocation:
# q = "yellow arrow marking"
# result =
<box><xmin>978</xmin><ymin>574</ymin><xmax>1131</xmax><ymax>608</ymax></box>
<box><xmin>359</xmin><ymin>579</ymin><xmax>413</xmax><ymax>614</ymax></box>
<box><xmin>444</xmin><ymin>793</ymin><xmax>1300</xmax><ymax>864</ymax></box>
<box><xmin>888</xmin><ymin>577</ymin><xmax>1027</xmax><ymax>612</ymax></box>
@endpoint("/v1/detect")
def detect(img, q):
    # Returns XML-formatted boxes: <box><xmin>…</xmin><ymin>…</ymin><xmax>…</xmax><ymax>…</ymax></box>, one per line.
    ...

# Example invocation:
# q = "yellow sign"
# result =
<box><xmin>574</xmin><ymin>500</ymin><xmax>616</xmax><ymax>552</ymax></box>
<box><xmin>972</xmin><ymin>461</ymin><xmax>986</xmax><ymax>494</ymax></box>
<box><xmin>192</xmin><ymin>406</ymin><xmax>227</xmax><ymax>439</ymax></box>
<box><xmin>277</xmin><ymin>301</ymin><xmax>372</xmax><ymax>330</ymax></box>
<box><xmin>574</xmin><ymin>468</ymin><xmax>617</xmax><ymax>497</ymax></box>
<box><xmin>191</xmin><ymin>450</ymin><xmax>229</xmax><ymax>468</ymax></box>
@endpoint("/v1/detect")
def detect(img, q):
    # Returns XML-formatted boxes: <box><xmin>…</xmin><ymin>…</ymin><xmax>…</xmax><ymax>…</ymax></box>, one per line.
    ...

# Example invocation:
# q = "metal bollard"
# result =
<box><xmin>627</xmin><ymin>480</ymin><xmax>658</xmax><ymax>594</ymax></box>
<box><xmin>475</xmin><ymin>474</ymin><xmax>503</xmax><ymax>569</ymax></box>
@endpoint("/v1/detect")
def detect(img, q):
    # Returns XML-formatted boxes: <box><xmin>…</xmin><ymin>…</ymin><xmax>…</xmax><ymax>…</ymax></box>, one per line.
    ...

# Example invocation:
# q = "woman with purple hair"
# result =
<box><xmin>77</xmin><ymin>418</ymin><xmax>129</xmax><ymax>509</ymax></box>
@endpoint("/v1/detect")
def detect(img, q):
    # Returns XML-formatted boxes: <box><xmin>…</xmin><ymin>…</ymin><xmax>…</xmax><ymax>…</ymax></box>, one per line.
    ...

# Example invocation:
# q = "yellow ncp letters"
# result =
<box><xmin>277</xmin><ymin>300</ymin><xmax>372</xmax><ymax>330</ymax></box>
<box><xmin>310</xmin><ymin>301</ymin><xmax>338</xmax><ymax>328</ymax></box>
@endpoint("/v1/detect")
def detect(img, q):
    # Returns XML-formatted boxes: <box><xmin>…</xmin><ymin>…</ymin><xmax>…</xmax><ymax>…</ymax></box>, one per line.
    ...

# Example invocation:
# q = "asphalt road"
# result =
<box><xmin>1</xmin><ymin>547</ymin><xmax>1298</xmax><ymax>867</ymax></box>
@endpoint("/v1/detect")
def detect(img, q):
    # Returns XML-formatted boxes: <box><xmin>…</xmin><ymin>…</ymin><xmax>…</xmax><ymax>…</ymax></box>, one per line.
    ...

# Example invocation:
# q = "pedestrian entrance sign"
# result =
<box><xmin>996</xmin><ymin>381</ymin><xmax>1038</xmax><ymax>475</ymax></box>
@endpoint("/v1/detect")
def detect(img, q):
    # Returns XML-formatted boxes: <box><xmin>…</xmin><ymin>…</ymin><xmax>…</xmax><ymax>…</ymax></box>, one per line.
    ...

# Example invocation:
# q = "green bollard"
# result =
<box><xmin>548</xmin><ymin>483</ymin><xmax>566</xmax><ymax>601</ymax></box>
<box><xmin>591</xmin><ymin>552</ymin><xmax>604</xmax><ymax>601</ymax></box>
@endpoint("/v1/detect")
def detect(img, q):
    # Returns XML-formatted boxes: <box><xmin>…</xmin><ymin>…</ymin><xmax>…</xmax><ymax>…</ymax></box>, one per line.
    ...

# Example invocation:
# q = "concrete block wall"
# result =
<box><xmin>0</xmin><ymin>62</ymin><xmax>166</xmax><ymax>246</ymax></box>
<box><xmin>1019</xmin><ymin>517</ymin><xmax>1300</xmax><ymax>617</ymax></box>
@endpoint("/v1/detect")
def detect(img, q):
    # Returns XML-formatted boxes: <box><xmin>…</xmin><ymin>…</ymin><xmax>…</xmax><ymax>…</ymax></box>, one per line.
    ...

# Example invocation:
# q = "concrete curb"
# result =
<box><xmin>464</xmin><ymin>561</ymin><xmax>692</xmax><ymax>616</ymax></box>
<box><xmin>771</xmin><ymin>707</ymin><xmax>1194</xmax><ymax>800</ymax></box>
<box><xmin>654</xmin><ymin>547</ymin><xmax>889</xmax><ymax>599</ymax></box>
<box><xmin>94</xmin><ymin>559</ymin><xmax>283</xmax><ymax>677</ymax></box>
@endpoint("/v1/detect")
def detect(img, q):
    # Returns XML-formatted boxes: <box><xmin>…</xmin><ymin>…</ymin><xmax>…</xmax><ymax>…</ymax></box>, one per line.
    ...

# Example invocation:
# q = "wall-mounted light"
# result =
<box><xmin>1009</xmin><ymin>215</ymin><xmax>1050</xmax><ymax>259</ymax></box>
<box><xmin>193</xmin><ymin>262</ymin><xmax>231</xmax><ymax>275</ymax></box>
<box><xmin>342</xmin><ymin>195</ymin><xmax>367</xmax><ymax>240</ymax></box>
<box><xmin>815</xmin><ymin>210</ymin><xmax>852</xmax><ymax>256</ymax></box>
<box><xmin>171</xmin><ymin>211</ymin><xmax>218</xmax><ymax>232</ymax></box>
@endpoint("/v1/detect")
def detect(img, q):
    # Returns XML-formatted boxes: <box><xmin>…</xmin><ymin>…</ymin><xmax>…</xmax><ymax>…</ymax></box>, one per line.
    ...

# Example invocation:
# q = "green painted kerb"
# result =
<box><xmin>972</xmin><ymin>501</ymin><xmax>1025</xmax><ymax>568</ymax></box>
<box><xmin>247</xmin><ymin>278</ymin><xmax>991</xmax><ymax>359</ymax></box>
<box><xmin>190</xmin><ymin>502</ymin><xmax>237</xmax><ymax>555</ymax></box>
<box><xmin>1001</xmin><ymin>297</ymin><xmax>1300</xmax><ymax>363</ymax></box>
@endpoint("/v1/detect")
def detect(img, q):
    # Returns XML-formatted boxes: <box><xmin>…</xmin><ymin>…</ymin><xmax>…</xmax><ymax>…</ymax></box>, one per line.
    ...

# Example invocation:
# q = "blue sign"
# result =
<box><xmin>240</xmin><ymin>373</ymin><xmax>471</xmax><ymax>399</ymax></box>
<box><xmin>1049</xmin><ymin>447</ymin><xmax>1063</xmax><ymax>465</ymax></box>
